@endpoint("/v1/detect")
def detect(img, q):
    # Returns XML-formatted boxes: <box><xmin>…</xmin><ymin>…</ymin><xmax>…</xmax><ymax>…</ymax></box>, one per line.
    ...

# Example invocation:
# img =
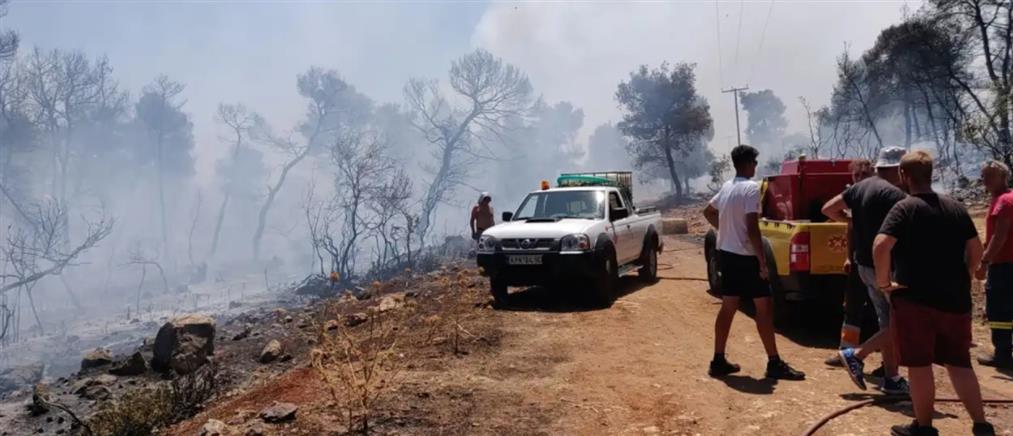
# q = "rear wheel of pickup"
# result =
<box><xmin>704</xmin><ymin>230</ymin><xmax>721</xmax><ymax>296</ymax></box>
<box><xmin>638</xmin><ymin>232</ymin><xmax>659</xmax><ymax>283</ymax></box>
<box><xmin>591</xmin><ymin>244</ymin><xmax>618</xmax><ymax>307</ymax></box>
<box><xmin>490</xmin><ymin>278</ymin><xmax>509</xmax><ymax>308</ymax></box>
<box><xmin>763</xmin><ymin>242</ymin><xmax>790</xmax><ymax>327</ymax></box>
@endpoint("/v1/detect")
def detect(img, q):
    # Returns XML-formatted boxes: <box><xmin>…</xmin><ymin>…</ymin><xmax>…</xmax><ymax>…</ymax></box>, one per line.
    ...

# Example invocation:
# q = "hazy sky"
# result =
<box><xmin>7</xmin><ymin>0</ymin><xmax>916</xmax><ymax>178</ymax></box>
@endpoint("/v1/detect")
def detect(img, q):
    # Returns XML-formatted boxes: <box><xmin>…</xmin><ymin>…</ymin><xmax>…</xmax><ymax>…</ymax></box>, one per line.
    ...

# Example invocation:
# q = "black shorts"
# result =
<box><xmin>718</xmin><ymin>250</ymin><xmax>771</xmax><ymax>298</ymax></box>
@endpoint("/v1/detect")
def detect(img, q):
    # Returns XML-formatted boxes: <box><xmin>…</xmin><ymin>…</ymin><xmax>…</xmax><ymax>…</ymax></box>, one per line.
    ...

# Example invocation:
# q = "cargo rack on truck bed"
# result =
<box><xmin>558</xmin><ymin>171</ymin><xmax>634</xmax><ymax>203</ymax></box>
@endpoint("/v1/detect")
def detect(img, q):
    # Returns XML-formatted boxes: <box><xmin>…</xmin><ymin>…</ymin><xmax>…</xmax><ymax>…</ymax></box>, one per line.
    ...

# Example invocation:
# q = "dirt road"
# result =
<box><xmin>172</xmin><ymin>234</ymin><xmax>1013</xmax><ymax>436</ymax></box>
<box><xmin>475</xmin><ymin>235</ymin><xmax>1013</xmax><ymax>436</ymax></box>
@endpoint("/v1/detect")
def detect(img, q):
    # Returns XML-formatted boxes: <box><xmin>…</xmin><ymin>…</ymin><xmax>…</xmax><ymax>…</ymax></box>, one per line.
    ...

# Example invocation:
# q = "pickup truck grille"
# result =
<box><xmin>501</xmin><ymin>238</ymin><xmax>557</xmax><ymax>251</ymax></box>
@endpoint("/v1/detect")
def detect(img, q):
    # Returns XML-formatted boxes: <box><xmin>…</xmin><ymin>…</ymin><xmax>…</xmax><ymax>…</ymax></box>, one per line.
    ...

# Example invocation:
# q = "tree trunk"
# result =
<box><xmin>663</xmin><ymin>146</ymin><xmax>683</xmax><ymax>199</ymax></box>
<box><xmin>209</xmin><ymin>193</ymin><xmax>230</xmax><ymax>258</ymax></box>
<box><xmin>253</xmin><ymin>149</ymin><xmax>309</xmax><ymax>259</ymax></box>
<box><xmin>59</xmin><ymin>275</ymin><xmax>82</xmax><ymax>310</ymax></box>
<box><xmin>156</xmin><ymin>129</ymin><xmax>170</xmax><ymax>264</ymax></box>
<box><xmin>418</xmin><ymin>144</ymin><xmax>454</xmax><ymax>244</ymax></box>
<box><xmin>24</xmin><ymin>287</ymin><xmax>43</xmax><ymax>336</ymax></box>
<box><xmin>903</xmin><ymin>100</ymin><xmax>912</xmax><ymax>148</ymax></box>
<box><xmin>135</xmin><ymin>265</ymin><xmax>146</xmax><ymax>313</ymax></box>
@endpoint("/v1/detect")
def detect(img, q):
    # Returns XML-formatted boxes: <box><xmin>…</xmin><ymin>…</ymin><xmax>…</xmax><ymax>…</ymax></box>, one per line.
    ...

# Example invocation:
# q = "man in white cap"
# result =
<box><xmin>471</xmin><ymin>192</ymin><xmax>495</xmax><ymax>242</ymax></box>
<box><xmin>822</xmin><ymin>146</ymin><xmax>909</xmax><ymax>395</ymax></box>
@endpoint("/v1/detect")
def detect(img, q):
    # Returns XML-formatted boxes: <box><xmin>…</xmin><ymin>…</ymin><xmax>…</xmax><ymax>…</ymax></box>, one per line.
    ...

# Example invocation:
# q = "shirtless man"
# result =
<box><xmin>471</xmin><ymin>192</ymin><xmax>495</xmax><ymax>241</ymax></box>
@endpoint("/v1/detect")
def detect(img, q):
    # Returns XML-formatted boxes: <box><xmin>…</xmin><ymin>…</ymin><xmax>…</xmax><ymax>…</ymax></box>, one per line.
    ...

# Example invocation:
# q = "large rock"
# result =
<box><xmin>661</xmin><ymin>218</ymin><xmax>689</xmax><ymax>235</ymax></box>
<box><xmin>376</xmin><ymin>293</ymin><xmax>405</xmax><ymax>313</ymax></box>
<box><xmin>109</xmin><ymin>352</ymin><xmax>147</xmax><ymax>376</ymax></box>
<box><xmin>73</xmin><ymin>375</ymin><xmax>117</xmax><ymax>401</ymax></box>
<box><xmin>29</xmin><ymin>384</ymin><xmax>50</xmax><ymax>416</ymax></box>
<box><xmin>81</xmin><ymin>348</ymin><xmax>113</xmax><ymax>370</ymax></box>
<box><xmin>0</xmin><ymin>363</ymin><xmax>44</xmax><ymax>394</ymax></box>
<box><xmin>72</xmin><ymin>374</ymin><xmax>117</xmax><ymax>394</ymax></box>
<box><xmin>200</xmin><ymin>419</ymin><xmax>229</xmax><ymax>436</ymax></box>
<box><xmin>344</xmin><ymin>313</ymin><xmax>368</xmax><ymax>328</ymax></box>
<box><xmin>259</xmin><ymin>402</ymin><xmax>298</xmax><ymax>423</ymax></box>
<box><xmin>259</xmin><ymin>340</ymin><xmax>282</xmax><ymax>364</ymax></box>
<box><xmin>152</xmin><ymin>314</ymin><xmax>216</xmax><ymax>375</ymax></box>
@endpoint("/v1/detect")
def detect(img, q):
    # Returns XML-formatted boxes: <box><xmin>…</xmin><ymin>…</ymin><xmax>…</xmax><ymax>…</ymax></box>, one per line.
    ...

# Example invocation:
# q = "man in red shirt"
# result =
<box><xmin>976</xmin><ymin>161</ymin><xmax>1013</xmax><ymax>369</ymax></box>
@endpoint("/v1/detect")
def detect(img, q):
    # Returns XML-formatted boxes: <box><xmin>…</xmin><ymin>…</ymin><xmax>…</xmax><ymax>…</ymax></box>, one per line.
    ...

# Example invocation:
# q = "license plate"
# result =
<box><xmin>508</xmin><ymin>255</ymin><xmax>542</xmax><ymax>266</ymax></box>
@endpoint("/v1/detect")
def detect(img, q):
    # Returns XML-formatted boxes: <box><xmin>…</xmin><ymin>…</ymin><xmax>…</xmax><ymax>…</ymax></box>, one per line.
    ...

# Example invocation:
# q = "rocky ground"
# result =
<box><xmin>0</xmin><ymin>200</ymin><xmax>1011</xmax><ymax>436</ymax></box>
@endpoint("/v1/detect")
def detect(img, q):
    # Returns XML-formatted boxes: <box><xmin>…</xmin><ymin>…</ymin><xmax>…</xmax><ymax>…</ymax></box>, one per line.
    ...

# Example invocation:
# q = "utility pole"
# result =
<box><xmin>722</xmin><ymin>85</ymin><xmax>749</xmax><ymax>146</ymax></box>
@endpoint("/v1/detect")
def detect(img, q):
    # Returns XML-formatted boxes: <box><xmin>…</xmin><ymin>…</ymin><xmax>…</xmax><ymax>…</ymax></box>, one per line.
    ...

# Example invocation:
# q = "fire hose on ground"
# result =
<box><xmin>801</xmin><ymin>396</ymin><xmax>1013</xmax><ymax>436</ymax></box>
<box><xmin>653</xmin><ymin>242</ymin><xmax>1013</xmax><ymax>435</ymax></box>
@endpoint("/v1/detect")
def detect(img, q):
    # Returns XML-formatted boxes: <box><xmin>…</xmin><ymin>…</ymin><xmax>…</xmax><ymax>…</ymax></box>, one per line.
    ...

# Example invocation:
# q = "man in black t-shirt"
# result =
<box><xmin>873</xmin><ymin>151</ymin><xmax>995</xmax><ymax>436</ymax></box>
<box><xmin>822</xmin><ymin>147</ymin><xmax>909</xmax><ymax>394</ymax></box>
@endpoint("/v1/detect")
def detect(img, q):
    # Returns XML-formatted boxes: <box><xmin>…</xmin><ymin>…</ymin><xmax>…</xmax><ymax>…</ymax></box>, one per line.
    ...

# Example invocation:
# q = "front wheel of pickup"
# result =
<box><xmin>591</xmin><ymin>244</ymin><xmax>618</xmax><ymax>307</ymax></box>
<box><xmin>490</xmin><ymin>278</ymin><xmax>509</xmax><ymax>308</ymax></box>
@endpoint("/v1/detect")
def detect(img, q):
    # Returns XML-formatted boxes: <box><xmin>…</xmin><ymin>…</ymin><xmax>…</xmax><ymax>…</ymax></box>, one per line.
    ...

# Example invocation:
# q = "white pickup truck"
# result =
<box><xmin>476</xmin><ymin>172</ymin><xmax>663</xmax><ymax>306</ymax></box>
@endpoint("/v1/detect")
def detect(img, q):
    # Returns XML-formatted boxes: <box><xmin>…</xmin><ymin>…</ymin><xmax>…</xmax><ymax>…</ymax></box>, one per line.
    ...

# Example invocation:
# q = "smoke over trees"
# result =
<box><xmin>252</xmin><ymin>68</ymin><xmax>372</xmax><ymax>260</ymax></box>
<box><xmin>135</xmin><ymin>76</ymin><xmax>195</xmax><ymax>258</ymax></box>
<box><xmin>491</xmin><ymin>100</ymin><xmax>584</xmax><ymax>206</ymax></box>
<box><xmin>740</xmin><ymin>89</ymin><xmax>787</xmax><ymax>153</ymax></box>
<box><xmin>584</xmin><ymin>123</ymin><xmax>630</xmax><ymax>174</ymax></box>
<box><xmin>616</xmin><ymin>62</ymin><xmax>714</xmax><ymax>199</ymax></box>
<box><xmin>404</xmin><ymin>49</ymin><xmax>533</xmax><ymax>242</ymax></box>
<box><xmin>210</xmin><ymin>103</ymin><xmax>267</xmax><ymax>258</ymax></box>
<box><xmin>0</xmin><ymin>0</ymin><xmax>16</xmax><ymax>60</ymax></box>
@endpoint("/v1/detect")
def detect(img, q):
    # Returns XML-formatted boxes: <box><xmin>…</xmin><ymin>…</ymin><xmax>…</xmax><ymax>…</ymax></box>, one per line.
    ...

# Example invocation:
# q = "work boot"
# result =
<box><xmin>765</xmin><ymin>359</ymin><xmax>805</xmax><ymax>381</ymax></box>
<box><xmin>891</xmin><ymin>421</ymin><xmax>938</xmax><ymax>436</ymax></box>
<box><xmin>977</xmin><ymin>352</ymin><xmax>1013</xmax><ymax>369</ymax></box>
<box><xmin>708</xmin><ymin>358</ymin><xmax>741</xmax><ymax>377</ymax></box>
<box><xmin>972</xmin><ymin>422</ymin><xmax>997</xmax><ymax>436</ymax></box>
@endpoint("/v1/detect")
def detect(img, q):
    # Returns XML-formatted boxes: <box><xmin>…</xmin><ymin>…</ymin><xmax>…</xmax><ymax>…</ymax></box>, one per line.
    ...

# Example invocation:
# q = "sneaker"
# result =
<box><xmin>881</xmin><ymin>377</ymin><xmax>910</xmax><ymax>396</ymax></box>
<box><xmin>871</xmin><ymin>365</ymin><xmax>886</xmax><ymax>378</ymax></box>
<box><xmin>824</xmin><ymin>353</ymin><xmax>843</xmax><ymax>367</ymax></box>
<box><xmin>708</xmin><ymin>359</ymin><xmax>741</xmax><ymax>377</ymax></box>
<box><xmin>839</xmin><ymin>348</ymin><xmax>867</xmax><ymax>390</ymax></box>
<box><xmin>977</xmin><ymin>353</ymin><xmax>1013</xmax><ymax>369</ymax></box>
<box><xmin>891</xmin><ymin>421</ymin><xmax>939</xmax><ymax>436</ymax></box>
<box><xmin>972</xmin><ymin>422</ymin><xmax>997</xmax><ymax>436</ymax></box>
<box><xmin>765</xmin><ymin>359</ymin><xmax>806</xmax><ymax>380</ymax></box>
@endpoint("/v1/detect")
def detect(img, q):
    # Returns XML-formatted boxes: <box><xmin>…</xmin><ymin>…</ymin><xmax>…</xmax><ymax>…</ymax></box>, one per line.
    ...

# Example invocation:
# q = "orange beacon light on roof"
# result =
<box><xmin>540</xmin><ymin>180</ymin><xmax>550</xmax><ymax>190</ymax></box>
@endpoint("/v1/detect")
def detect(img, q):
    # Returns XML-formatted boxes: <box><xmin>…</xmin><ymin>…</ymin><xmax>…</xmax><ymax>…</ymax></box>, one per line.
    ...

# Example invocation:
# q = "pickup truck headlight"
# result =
<box><xmin>477</xmin><ymin>235</ymin><xmax>498</xmax><ymax>253</ymax></box>
<box><xmin>560</xmin><ymin>233</ymin><xmax>591</xmax><ymax>253</ymax></box>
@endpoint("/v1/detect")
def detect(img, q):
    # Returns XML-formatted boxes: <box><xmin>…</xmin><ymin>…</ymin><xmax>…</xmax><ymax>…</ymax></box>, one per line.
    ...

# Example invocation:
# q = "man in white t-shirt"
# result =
<box><xmin>703</xmin><ymin>145</ymin><xmax>805</xmax><ymax>380</ymax></box>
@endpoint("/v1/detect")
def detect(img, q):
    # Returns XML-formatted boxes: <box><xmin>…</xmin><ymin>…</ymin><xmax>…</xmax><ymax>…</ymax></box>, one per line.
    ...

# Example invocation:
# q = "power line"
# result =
<box><xmin>733</xmin><ymin>0</ymin><xmax>745</xmax><ymax>76</ymax></box>
<box><xmin>714</xmin><ymin>1</ymin><xmax>725</xmax><ymax>89</ymax></box>
<box><xmin>748</xmin><ymin>0</ymin><xmax>776</xmax><ymax>86</ymax></box>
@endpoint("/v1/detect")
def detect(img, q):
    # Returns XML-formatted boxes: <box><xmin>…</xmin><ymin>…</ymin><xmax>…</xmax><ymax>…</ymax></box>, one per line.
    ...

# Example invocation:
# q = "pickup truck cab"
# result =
<box><xmin>705</xmin><ymin>157</ymin><xmax>851</xmax><ymax>324</ymax></box>
<box><xmin>477</xmin><ymin>172</ymin><xmax>662</xmax><ymax>306</ymax></box>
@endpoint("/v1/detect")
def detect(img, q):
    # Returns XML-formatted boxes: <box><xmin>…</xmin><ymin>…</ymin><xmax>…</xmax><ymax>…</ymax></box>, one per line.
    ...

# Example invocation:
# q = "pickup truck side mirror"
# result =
<box><xmin>502</xmin><ymin>211</ymin><xmax>513</xmax><ymax>222</ymax></box>
<box><xmin>610</xmin><ymin>208</ymin><xmax>629</xmax><ymax>221</ymax></box>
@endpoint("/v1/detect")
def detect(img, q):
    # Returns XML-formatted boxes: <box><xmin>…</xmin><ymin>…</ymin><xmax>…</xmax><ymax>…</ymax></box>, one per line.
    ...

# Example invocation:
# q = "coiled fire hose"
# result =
<box><xmin>802</xmin><ymin>396</ymin><xmax>1013</xmax><ymax>436</ymax></box>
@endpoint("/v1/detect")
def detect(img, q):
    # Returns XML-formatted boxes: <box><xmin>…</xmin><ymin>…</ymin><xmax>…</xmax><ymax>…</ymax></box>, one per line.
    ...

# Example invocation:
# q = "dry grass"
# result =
<box><xmin>86</xmin><ymin>364</ymin><xmax>217</xmax><ymax>436</ymax></box>
<box><xmin>311</xmin><ymin>301</ymin><xmax>438</xmax><ymax>434</ymax></box>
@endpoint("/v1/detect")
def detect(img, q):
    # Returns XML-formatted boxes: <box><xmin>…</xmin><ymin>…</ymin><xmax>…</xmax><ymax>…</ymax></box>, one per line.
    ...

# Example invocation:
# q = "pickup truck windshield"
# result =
<box><xmin>514</xmin><ymin>190</ymin><xmax>605</xmax><ymax>221</ymax></box>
